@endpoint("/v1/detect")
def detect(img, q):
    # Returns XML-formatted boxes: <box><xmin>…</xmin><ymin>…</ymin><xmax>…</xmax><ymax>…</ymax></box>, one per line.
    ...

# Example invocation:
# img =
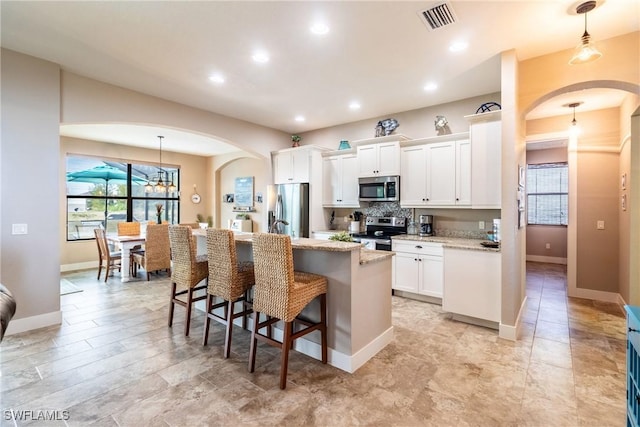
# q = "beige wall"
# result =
<box><xmin>60</xmin><ymin>137</ymin><xmax>210</xmax><ymax>266</ymax></box>
<box><xmin>526</xmin><ymin>147</ymin><xmax>568</xmax><ymax>260</ymax></box>
<box><xmin>300</xmin><ymin>93</ymin><xmax>501</xmax><ymax>149</ymax></box>
<box><xmin>620</xmin><ymin>94</ymin><xmax>640</xmax><ymax>303</ymax></box>
<box><xmin>217</xmin><ymin>157</ymin><xmax>267</xmax><ymax>233</ymax></box>
<box><xmin>1</xmin><ymin>49</ymin><xmax>61</xmax><ymax>322</ymax></box>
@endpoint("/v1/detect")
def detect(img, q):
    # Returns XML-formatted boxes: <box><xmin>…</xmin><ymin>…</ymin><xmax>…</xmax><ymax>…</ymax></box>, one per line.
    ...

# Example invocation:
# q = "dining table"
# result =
<box><xmin>106</xmin><ymin>233</ymin><xmax>146</xmax><ymax>282</ymax></box>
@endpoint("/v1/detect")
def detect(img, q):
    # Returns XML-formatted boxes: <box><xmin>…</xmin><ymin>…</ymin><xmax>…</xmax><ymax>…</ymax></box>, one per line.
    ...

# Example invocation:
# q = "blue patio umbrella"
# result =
<box><xmin>66</xmin><ymin>164</ymin><xmax>146</xmax><ymax>219</ymax></box>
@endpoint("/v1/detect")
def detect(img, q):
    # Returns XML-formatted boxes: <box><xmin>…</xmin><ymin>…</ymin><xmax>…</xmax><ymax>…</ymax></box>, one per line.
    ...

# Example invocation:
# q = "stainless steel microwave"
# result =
<box><xmin>358</xmin><ymin>176</ymin><xmax>400</xmax><ymax>202</ymax></box>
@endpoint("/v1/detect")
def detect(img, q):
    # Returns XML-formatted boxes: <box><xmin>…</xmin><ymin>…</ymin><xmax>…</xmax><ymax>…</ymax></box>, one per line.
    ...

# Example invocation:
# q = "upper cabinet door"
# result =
<box><xmin>400</xmin><ymin>145</ymin><xmax>428</xmax><ymax>207</ymax></box>
<box><xmin>470</xmin><ymin>120</ymin><xmax>501</xmax><ymax>209</ymax></box>
<box><xmin>455</xmin><ymin>139</ymin><xmax>471</xmax><ymax>206</ymax></box>
<box><xmin>356</xmin><ymin>141</ymin><xmax>400</xmax><ymax>177</ymax></box>
<box><xmin>426</xmin><ymin>142</ymin><xmax>456</xmax><ymax>205</ymax></box>
<box><xmin>376</xmin><ymin>142</ymin><xmax>401</xmax><ymax>176</ymax></box>
<box><xmin>357</xmin><ymin>145</ymin><xmax>378</xmax><ymax>177</ymax></box>
<box><xmin>322</xmin><ymin>156</ymin><xmax>341</xmax><ymax>205</ymax></box>
<box><xmin>273</xmin><ymin>149</ymin><xmax>310</xmax><ymax>184</ymax></box>
<box><xmin>340</xmin><ymin>154</ymin><xmax>360</xmax><ymax>207</ymax></box>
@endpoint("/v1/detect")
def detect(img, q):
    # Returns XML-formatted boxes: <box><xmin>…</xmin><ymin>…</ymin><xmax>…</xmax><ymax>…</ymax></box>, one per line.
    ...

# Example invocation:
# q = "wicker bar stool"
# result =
<box><xmin>132</xmin><ymin>223</ymin><xmax>171</xmax><ymax>281</ymax></box>
<box><xmin>168</xmin><ymin>225</ymin><xmax>208</xmax><ymax>336</ymax></box>
<box><xmin>204</xmin><ymin>229</ymin><xmax>254</xmax><ymax>357</ymax></box>
<box><xmin>249</xmin><ymin>233</ymin><xmax>328</xmax><ymax>389</ymax></box>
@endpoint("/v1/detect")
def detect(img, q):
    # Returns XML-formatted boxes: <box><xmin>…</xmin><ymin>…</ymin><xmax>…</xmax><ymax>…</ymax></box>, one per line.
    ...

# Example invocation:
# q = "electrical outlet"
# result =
<box><xmin>545</xmin><ymin>243</ymin><xmax>551</xmax><ymax>249</ymax></box>
<box><xmin>479</xmin><ymin>221</ymin><xmax>485</xmax><ymax>229</ymax></box>
<box><xmin>12</xmin><ymin>224</ymin><xmax>28</xmax><ymax>235</ymax></box>
<box><xmin>597</xmin><ymin>220</ymin><xmax>605</xmax><ymax>230</ymax></box>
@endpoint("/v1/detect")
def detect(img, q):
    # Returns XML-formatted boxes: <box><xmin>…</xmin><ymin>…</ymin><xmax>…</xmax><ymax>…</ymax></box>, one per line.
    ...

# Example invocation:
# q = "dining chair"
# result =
<box><xmin>249</xmin><ymin>233</ymin><xmax>328</xmax><ymax>389</ymax></box>
<box><xmin>168</xmin><ymin>225</ymin><xmax>208</xmax><ymax>336</ymax></box>
<box><xmin>179</xmin><ymin>223</ymin><xmax>200</xmax><ymax>229</ymax></box>
<box><xmin>203</xmin><ymin>228</ymin><xmax>254</xmax><ymax>357</ymax></box>
<box><xmin>94</xmin><ymin>228</ymin><xmax>122</xmax><ymax>282</ymax></box>
<box><xmin>117</xmin><ymin>221</ymin><xmax>144</xmax><ymax>276</ymax></box>
<box><xmin>132</xmin><ymin>223</ymin><xmax>171</xmax><ymax>281</ymax></box>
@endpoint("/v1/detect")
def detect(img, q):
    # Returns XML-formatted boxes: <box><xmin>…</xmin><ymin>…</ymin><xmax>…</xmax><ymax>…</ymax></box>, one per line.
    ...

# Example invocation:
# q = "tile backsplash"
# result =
<box><xmin>326</xmin><ymin>204</ymin><xmax>499</xmax><ymax>240</ymax></box>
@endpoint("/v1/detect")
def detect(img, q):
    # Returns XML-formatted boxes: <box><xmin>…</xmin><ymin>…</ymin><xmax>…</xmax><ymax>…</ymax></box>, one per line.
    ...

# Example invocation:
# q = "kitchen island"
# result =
<box><xmin>193</xmin><ymin>230</ymin><xmax>395</xmax><ymax>373</ymax></box>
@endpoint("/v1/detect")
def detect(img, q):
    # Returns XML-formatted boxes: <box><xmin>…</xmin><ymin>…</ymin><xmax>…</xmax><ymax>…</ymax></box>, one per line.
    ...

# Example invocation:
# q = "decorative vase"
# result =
<box><xmin>156</xmin><ymin>214</ymin><xmax>162</xmax><ymax>224</ymax></box>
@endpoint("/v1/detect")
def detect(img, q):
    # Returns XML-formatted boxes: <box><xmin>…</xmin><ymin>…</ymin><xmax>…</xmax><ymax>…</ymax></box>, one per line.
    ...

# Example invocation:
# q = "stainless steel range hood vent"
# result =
<box><xmin>418</xmin><ymin>2</ymin><xmax>457</xmax><ymax>31</ymax></box>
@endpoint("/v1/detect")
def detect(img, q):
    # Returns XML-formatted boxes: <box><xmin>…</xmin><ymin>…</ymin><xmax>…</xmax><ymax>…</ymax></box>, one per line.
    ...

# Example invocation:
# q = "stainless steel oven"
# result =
<box><xmin>358</xmin><ymin>176</ymin><xmax>399</xmax><ymax>202</ymax></box>
<box><xmin>352</xmin><ymin>216</ymin><xmax>406</xmax><ymax>251</ymax></box>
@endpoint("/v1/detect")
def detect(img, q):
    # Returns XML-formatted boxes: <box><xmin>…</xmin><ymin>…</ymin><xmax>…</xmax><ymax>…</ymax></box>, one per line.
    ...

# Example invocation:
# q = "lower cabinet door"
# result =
<box><xmin>419</xmin><ymin>256</ymin><xmax>443</xmax><ymax>298</ymax></box>
<box><xmin>393</xmin><ymin>252</ymin><xmax>420</xmax><ymax>293</ymax></box>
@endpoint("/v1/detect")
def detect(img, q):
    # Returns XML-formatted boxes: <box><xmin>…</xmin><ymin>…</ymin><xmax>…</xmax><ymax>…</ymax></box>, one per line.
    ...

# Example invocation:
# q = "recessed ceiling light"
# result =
<box><xmin>252</xmin><ymin>51</ymin><xmax>270</xmax><ymax>63</ymax></box>
<box><xmin>295</xmin><ymin>115</ymin><xmax>305</xmax><ymax>122</ymax></box>
<box><xmin>349</xmin><ymin>102</ymin><xmax>361</xmax><ymax>110</ymax></box>
<box><xmin>423</xmin><ymin>82</ymin><xmax>438</xmax><ymax>91</ymax></box>
<box><xmin>310</xmin><ymin>22</ymin><xmax>330</xmax><ymax>35</ymax></box>
<box><xmin>449</xmin><ymin>41</ymin><xmax>468</xmax><ymax>52</ymax></box>
<box><xmin>209</xmin><ymin>73</ymin><xmax>225</xmax><ymax>84</ymax></box>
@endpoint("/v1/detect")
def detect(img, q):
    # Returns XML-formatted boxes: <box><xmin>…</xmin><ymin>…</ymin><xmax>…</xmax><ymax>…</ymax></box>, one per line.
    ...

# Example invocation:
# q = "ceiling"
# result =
<box><xmin>2</xmin><ymin>1</ymin><xmax>638</xmax><ymax>156</ymax></box>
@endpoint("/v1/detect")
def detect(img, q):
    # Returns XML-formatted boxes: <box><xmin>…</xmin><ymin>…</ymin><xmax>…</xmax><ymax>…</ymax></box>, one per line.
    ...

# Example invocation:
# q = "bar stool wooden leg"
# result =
<box><xmin>168</xmin><ymin>282</ymin><xmax>176</xmax><ymax>327</ymax></box>
<box><xmin>280</xmin><ymin>321</ymin><xmax>293</xmax><ymax>390</ymax></box>
<box><xmin>185</xmin><ymin>288</ymin><xmax>193</xmax><ymax>336</ymax></box>
<box><xmin>224</xmin><ymin>300</ymin><xmax>234</xmax><ymax>359</ymax></box>
<box><xmin>321</xmin><ymin>294</ymin><xmax>327</xmax><ymax>364</ymax></box>
<box><xmin>203</xmin><ymin>294</ymin><xmax>213</xmax><ymax>346</ymax></box>
<box><xmin>249</xmin><ymin>311</ymin><xmax>259</xmax><ymax>373</ymax></box>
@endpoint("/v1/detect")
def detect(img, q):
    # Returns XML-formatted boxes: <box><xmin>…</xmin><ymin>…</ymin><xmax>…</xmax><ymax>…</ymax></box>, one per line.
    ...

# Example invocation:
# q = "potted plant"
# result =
<box><xmin>196</xmin><ymin>213</ymin><xmax>208</xmax><ymax>229</ymax></box>
<box><xmin>328</xmin><ymin>231</ymin><xmax>354</xmax><ymax>242</ymax></box>
<box><xmin>291</xmin><ymin>134</ymin><xmax>302</xmax><ymax>147</ymax></box>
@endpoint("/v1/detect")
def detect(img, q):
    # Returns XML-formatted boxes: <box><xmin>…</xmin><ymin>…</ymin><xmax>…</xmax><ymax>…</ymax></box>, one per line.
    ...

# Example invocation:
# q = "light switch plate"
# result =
<box><xmin>597</xmin><ymin>220</ymin><xmax>605</xmax><ymax>230</ymax></box>
<box><xmin>12</xmin><ymin>224</ymin><xmax>28</xmax><ymax>235</ymax></box>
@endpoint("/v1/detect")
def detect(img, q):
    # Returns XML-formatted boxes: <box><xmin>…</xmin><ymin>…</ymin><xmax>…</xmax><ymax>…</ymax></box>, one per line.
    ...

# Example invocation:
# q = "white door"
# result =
<box><xmin>426</xmin><ymin>142</ymin><xmax>456</xmax><ymax>205</ymax></box>
<box><xmin>340</xmin><ymin>154</ymin><xmax>360</xmax><ymax>206</ymax></box>
<box><xmin>400</xmin><ymin>146</ymin><xmax>427</xmax><ymax>206</ymax></box>
<box><xmin>377</xmin><ymin>141</ymin><xmax>401</xmax><ymax>175</ymax></box>
<box><xmin>456</xmin><ymin>139</ymin><xmax>471</xmax><ymax>205</ymax></box>
<box><xmin>393</xmin><ymin>252</ymin><xmax>420</xmax><ymax>293</ymax></box>
<box><xmin>273</xmin><ymin>152</ymin><xmax>293</xmax><ymax>184</ymax></box>
<box><xmin>419</xmin><ymin>256</ymin><xmax>443</xmax><ymax>298</ymax></box>
<box><xmin>322</xmin><ymin>156</ymin><xmax>340</xmax><ymax>205</ymax></box>
<box><xmin>291</xmin><ymin>149</ymin><xmax>310</xmax><ymax>182</ymax></box>
<box><xmin>357</xmin><ymin>145</ymin><xmax>378</xmax><ymax>177</ymax></box>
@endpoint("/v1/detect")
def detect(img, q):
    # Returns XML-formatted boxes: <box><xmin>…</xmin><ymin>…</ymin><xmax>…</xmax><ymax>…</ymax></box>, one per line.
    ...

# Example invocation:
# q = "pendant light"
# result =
<box><xmin>569</xmin><ymin>1</ymin><xmax>602</xmax><ymax>65</ymax></box>
<box><xmin>566</xmin><ymin>102</ymin><xmax>583</xmax><ymax>136</ymax></box>
<box><xmin>145</xmin><ymin>136</ymin><xmax>167</xmax><ymax>193</ymax></box>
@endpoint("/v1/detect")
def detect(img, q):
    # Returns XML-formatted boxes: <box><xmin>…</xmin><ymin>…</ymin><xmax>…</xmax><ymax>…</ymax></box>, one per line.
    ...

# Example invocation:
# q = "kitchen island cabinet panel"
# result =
<box><xmin>443</xmin><ymin>248</ymin><xmax>501</xmax><ymax>323</ymax></box>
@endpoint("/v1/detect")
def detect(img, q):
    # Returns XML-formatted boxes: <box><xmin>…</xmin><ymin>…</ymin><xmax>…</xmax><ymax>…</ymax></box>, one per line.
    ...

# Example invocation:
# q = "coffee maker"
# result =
<box><xmin>419</xmin><ymin>215</ymin><xmax>433</xmax><ymax>237</ymax></box>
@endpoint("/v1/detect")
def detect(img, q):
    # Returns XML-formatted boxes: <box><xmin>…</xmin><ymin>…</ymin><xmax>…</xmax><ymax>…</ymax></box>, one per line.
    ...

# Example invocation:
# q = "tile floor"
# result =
<box><xmin>0</xmin><ymin>262</ymin><xmax>627</xmax><ymax>426</ymax></box>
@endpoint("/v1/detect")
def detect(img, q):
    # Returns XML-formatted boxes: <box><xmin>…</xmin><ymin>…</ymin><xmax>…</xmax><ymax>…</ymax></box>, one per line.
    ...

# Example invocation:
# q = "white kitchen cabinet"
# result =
<box><xmin>322</xmin><ymin>153</ymin><xmax>360</xmax><ymax>207</ymax></box>
<box><xmin>357</xmin><ymin>141</ymin><xmax>400</xmax><ymax>177</ymax></box>
<box><xmin>443</xmin><ymin>248</ymin><xmax>501</xmax><ymax>322</ymax></box>
<box><xmin>392</xmin><ymin>240</ymin><xmax>443</xmax><ymax>298</ymax></box>
<box><xmin>400</xmin><ymin>134</ymin><xmax>470</xmax><ymax>208</ymax></box>
<box><xmin>466</xmin><ymin>111</ymin><xmax>501</xmax><ymax>209</ymax></box>
<box><xmin>312</xmin><ymin>231</ymin><xmax>340</xmax><ymax>240</ymax></box>
<box><xmin>273</xmin><ymin>147</ymin><xmax>311</xmax><ymax>184</ymax></box>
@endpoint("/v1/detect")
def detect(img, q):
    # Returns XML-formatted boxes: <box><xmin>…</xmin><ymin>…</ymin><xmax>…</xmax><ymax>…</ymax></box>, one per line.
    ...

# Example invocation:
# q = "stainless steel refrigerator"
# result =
<box><xmin>268</xmin><ymin>183</ymin><xmax>309</xmax><ymax>238</ymax></box>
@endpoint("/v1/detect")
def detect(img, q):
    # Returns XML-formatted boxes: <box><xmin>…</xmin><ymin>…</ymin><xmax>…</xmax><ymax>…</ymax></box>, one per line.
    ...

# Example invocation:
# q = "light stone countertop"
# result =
<box><xmin>194</xmin><ymin>230</ymin><xmax>395</xmax><ymax>262</ymax></box>
<box><xmin>392</xmin><ymin>234</ymin><xmax>501</xmax><ymax>253</ymax></box>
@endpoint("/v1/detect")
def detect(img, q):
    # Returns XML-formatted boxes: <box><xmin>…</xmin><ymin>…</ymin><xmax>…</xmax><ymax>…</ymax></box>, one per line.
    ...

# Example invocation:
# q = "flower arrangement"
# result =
<box><xmin>291</xmin><ymin>134</ymin><xmax>302</xmax><ymax>147</ymax></box>
<box><xmin>156</xmin><ymin>203</ymin><xmax>164</xmax><ymax>224</ymax></box>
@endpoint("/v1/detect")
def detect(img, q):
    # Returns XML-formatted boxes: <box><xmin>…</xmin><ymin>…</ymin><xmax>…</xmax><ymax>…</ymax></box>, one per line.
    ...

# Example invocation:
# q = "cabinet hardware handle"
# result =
<box><xmin>629</xmin><ymin>327</ymin><xmax>640</xmax><ymax>333</ymax></box>
<box><xmin>636</xmin><ymin>394</ymin><xmax>640</xmax><ymax>404</ymax></box>
<box><xmin>456</xmin><ymin>198</ymin><xmax>459</xmax><ymax>201</ymax></box>
<box><xmin>414</xmin><ymin>258</ymin><xmax>418</xmax><ymax>261</ymax></box>
<box><xmin>415</xmin><ymin>245</ymin><xmax>422</xmax><ymax>249</ymax></box>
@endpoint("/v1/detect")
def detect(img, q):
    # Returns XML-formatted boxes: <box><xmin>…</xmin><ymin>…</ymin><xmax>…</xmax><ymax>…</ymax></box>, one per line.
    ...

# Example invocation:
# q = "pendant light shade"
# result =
<box><xmin>569</xmin><ymin>1</ymin><xmax>602</xmax><ymax>65</ymax></box>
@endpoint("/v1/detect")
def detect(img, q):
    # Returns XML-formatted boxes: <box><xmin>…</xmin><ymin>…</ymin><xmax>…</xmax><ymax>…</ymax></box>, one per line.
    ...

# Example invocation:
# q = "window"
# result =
<box><xmin>66</xmin><ymin>156</ymin><xmax>180</xmax><ymax>241</ymax></box>
<box><xmin>526</xmin><ymin>162</ymin><xmax>568</xmax><ymax>226</ymax></box>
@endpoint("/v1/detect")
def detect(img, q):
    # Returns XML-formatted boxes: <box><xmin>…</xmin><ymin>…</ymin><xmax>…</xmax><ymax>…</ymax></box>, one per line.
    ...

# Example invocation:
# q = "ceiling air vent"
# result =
<box><xmin>418</xmin><ymin>2</ymin><xmax>458</xmax><ymax>31</ymax></box>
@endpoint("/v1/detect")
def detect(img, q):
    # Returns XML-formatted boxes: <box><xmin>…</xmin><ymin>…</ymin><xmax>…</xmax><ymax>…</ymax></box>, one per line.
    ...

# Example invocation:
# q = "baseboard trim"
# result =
<box><xmin>61</xmin><ymin>261</ymin><xmax>98</xmax><ymax>272</ymax></box>
<box><xmin>526</xmin><ymin>255</ymin><xmax>567</xmax><ymax>265</ymax></box>
<box><xmin>5</xmin><ymin>311</ymin><xmax>62</xmax><ymax>336</ymax></box>
<box><xmin>499</xmin><ymin>296</ymin><xmax>527</xmax><ymax>341</ymax></box>
<box><xmin>568</xmin><ymin>287</ymin><xmax>621</xmax><ymax>303</ymax></box>
<box><xmin>233</xmin><ymin>316</ymin><xmax>392</xmax><ymax>373</ymax></box>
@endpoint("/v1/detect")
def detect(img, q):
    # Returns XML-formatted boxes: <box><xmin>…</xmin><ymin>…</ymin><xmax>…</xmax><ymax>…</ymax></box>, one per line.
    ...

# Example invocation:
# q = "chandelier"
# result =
<box><xmin>145</xmin><ymin>136</ymin><xmax>176</xmax><ymax>193</ymax></box>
